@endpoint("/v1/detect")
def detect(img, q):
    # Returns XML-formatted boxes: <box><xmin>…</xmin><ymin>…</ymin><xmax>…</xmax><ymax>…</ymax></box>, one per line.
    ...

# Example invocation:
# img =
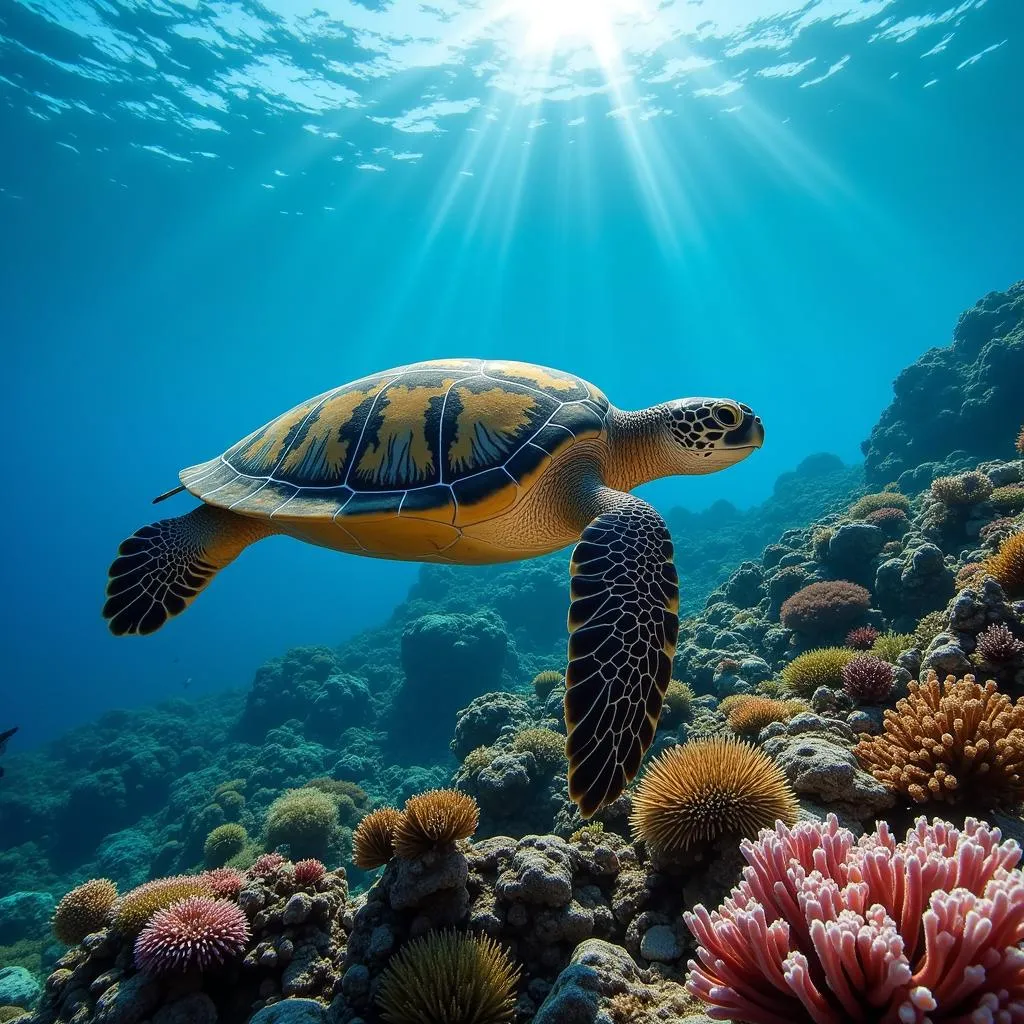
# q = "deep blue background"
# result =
<box><xmin>2</xmin><ymin>0</ymin><xmax>1022</xmax><ymax>745</ymax></box>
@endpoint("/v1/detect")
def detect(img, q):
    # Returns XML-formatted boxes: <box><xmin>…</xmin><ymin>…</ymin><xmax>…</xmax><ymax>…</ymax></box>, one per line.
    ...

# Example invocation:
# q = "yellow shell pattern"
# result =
<box><xmin>179</xmin><ymin>359</ymin><xmax>609</xmax><ymax>552</ymax></box>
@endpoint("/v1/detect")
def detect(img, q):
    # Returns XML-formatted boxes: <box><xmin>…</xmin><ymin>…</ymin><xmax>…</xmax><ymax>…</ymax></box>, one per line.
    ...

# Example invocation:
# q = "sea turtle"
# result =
<box><xmin>104</xmin><ymin>358</ymin><xmax>763</xmax><ymax>816</ymax></box>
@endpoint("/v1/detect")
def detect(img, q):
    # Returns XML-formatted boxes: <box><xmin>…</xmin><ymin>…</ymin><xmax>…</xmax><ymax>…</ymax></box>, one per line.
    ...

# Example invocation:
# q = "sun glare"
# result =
<box><xmin>500</xmin><ymin>0</ymin><xmax>640</xmax><ymax>63</ymax></box>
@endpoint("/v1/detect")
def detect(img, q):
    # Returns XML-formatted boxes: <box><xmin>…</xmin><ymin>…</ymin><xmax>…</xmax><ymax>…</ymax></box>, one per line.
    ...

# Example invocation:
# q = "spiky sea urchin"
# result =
<box><xmin>726</xmin><ymin>697</ymin><xmax>805</xmax><ymax>736</ymax></box>
<box><xmin>393</xmin><ymin>789</ymin><xmax>480</xmax><ymax>859</ymax></box>
<box><xmin>530</xmin><ymin>670</ymin><xmax>564</xmax><ymax>700</ymax></box>
<box><xmin>629</xmin><ymin>737</ymin><xmax>798</xmax><ymax>855</ymax></box>
<box><xmin>846</xmin><ymin>626</ymin><xmax>879</xmax><ymax>650</ymax></box>
<box><xmin>352</xmin><ymin>807</ymin><xmax>403</xmax><ymax>869</ymax></box>
<box><xmin>375</xmin><ymin>929</ymin><xmax>521</xmax><ymax>1024</ymax></box>
<box><xmin>841</xmin><ymin>655</ymin><xmax>894</xmax><ymax>702</ymax></box>
<box><xmin>248</xmin><ymin>852</ymin><xmax>286</xmax><ymax>878</ymax></box>
<box><xmin>201</xmin><ymin>867</ymin><xmax>245</xmax><ymax>899</ymax></box>
<box><xmin>781</xmin><ymin>647</ymin><xmax>858</xmax><ymax>697</ymax></box>
<box><xmin>52</xmin><ymin>879</ymin><xmax>118</xmax><ymax>945</ymax></box>
<box><xmin>293</xmin><ymin>859</ymin><xmax>327</xmax><ymax>886</ymax></box>
<box><xmin>134</xmin><ymin>896</ymin><xmax>250</xmax><ymax>974</ymax></box>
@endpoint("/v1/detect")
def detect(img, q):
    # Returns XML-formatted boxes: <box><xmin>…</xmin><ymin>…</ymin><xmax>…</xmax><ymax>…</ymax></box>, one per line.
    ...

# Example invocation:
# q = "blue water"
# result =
<box><xmin>1</xmin><ymin>0</ymin><xmax>1021</xmax><ymax>745</ymax></box>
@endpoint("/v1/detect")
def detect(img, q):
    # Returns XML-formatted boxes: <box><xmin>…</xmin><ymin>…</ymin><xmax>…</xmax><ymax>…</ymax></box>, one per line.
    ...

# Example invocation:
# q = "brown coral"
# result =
<box><xmin>629</xmin><ymin>737</ymin><xmax>799</xmax><ymax>855</ymax></box>
<box><xmin>780</xmin><ymin>581</ymin><xmax>871</xmax><ymax>634</ymax></box>
<box><xmin>980</xmin><ymin>531</ymin><xmax>1024</xmax><ymax>597</ymax></box>
<box><xmin>725</xmin><ymin>697</ymin><xmax>805</xmax><ymax>736</ymax></box>
<box><xmin>52</xmin><ymin>879</ymin><xmax>118</xmax><ymax>945</ymax></box>
<box><xmin>531</xmin><ymin>670</ymin><xmax>564</xmax><ymax>699</ymax></box>
<box><xmin>930</xmin><ymin>471</ymin><xmax>993</xmax><ymax>505</ymax></box>
<box><xmin>393</xmin><ymin>789</ymin><xmax>480</xmax><ymax>859</ymax></box>
<box><xmin>352</xmin><ymin>807</ymin><xmax>403</xmax><ymax>870</ymax></box>
<box><xmin>375</xmin><ymin>929</ymin><xmax>520</xmax><ymax>1024</ymax></box>
<box><xmin>854</xmin><ymin>671</ymin><xmax>1024</xmax><ymax>808</ymax></box>
<box><xmin>112</xmin><ymin>875</ymin><xmax>213</xmax><ymax>935</ymax></box>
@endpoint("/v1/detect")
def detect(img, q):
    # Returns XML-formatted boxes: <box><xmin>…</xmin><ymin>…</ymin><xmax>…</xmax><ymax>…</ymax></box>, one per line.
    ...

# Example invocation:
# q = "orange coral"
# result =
<box><xmin>726</xmin><ymin>697</ymin><xmax>805</xmax><ymax>736</ymax></box>
<box><xmin>393</xmin><ymin>789</ymin><xmax>479</xmax><ymax>859</ymax></box>
<box><xmin>980</xmin><ymin>532</ymin><xmax>1024</xmax><ymax>597</ymax></box>
<box><xmin>854</xmin><ymin>671</ymin><xmax>1024</xmax><ymax>808</ymax></box>
<box><xmin>629</xmin><ymin>737</ymin><xmax>798</xmax><ymax>854</ymax></box>
<box><xmin>352</xmin><ymin>807</ymin><xmax>403</xmax><ymax>870</ymax></box>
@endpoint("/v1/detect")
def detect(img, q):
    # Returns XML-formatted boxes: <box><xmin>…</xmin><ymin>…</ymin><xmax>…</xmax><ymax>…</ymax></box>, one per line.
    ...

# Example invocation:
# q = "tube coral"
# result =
<box><xmin>685</xmin><ymin>813</ymin><xmax>1024</xmax><ymax>1024</ymax></box>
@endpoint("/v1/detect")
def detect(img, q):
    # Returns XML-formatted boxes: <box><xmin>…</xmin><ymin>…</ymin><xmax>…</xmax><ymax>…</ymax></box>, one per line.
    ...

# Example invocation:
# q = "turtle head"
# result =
<box><xmin>661</xmin><ymin>397</ymin><xmax>764</xmax><ymax>475</ymax></box>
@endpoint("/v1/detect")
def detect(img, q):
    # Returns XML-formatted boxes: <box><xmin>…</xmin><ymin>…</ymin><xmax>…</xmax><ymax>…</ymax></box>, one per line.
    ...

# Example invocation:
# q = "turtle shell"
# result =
<box><xmin>180</xmin><ymin>359</ymin><xmax>609</xmax><ymax>528</ymax></box>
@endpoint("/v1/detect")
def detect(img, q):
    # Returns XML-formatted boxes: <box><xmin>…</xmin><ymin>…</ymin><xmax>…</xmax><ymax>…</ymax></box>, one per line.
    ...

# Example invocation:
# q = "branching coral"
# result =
<box><xmin>203</xmin><ymin>822</ymin><xmax>247</xmax><ymax>868</ymax></box>
<box><xmin>394</xmin><ymin>790</ymin><xmax>480</xmax><ymax>859</ymax></box>
<box><xmin>854</xmin><ymin>671</ymin><xmax>1024</xmax><ymax>808</ymax></box>
<box><xmin>780</xmin><ymin>581</ymin><xmax>871</xmax><ymax>635</ymax></box>
<box><xmin>629</xmin><ymin>737</ymin><xmax>798</xmax><ymax>855</ymax></box>
<box><xmin>845</xmin><ymin>626</ymin><xmax>879</xmax><ymax>650</ymax></box>
<box><xmin>975</xmin><ymin>623</ymin><xmax>1024</xmax><ymax>664</ymax></box>
<box><xmin>931</xmin><ymin>470</ymin><xmax>994</xmax><ymax>505</ymax></box>
<box><xmin>375</xmin><ymin>929</ymin><xmax>520</xmax><ymax>1024</ymax></box>
<box><xmin>134</xmin><ymin>896</ymin><xmax>250</xmax><ymax>974</ymax></box>
<box><xmin>52</xmin><ymin>879</ymin><xmax>118</xmax><ymax>945</ymax></box>
<box><xmin>726</xmin><ymin>697</ymin><xmax>806</xmax><ymax>736</ymax></box>
<box><xmin>870</xmin><ymin>631</ymin><xmax>916</xmax><ymax>664</ymax></box>
<box><xmin>510</xmin><ymin>728</ymin><xmax>566</xmax><ymax>770</ymax></box>
<box><xmin>841</xmin><ymin>655</ymin><xmax>894</xmax><ymax>702</ymax></box>
<box><xmin>112</xmin><ymin>876</ymin><xmax>213</xmax><ymax>935</ymax></box>
<box><xmin>530</xmin><ymin>670</ymin><xmax>564</xmax><ymax>700</ymax></box>
<box><xmin>781</xmin><ymin>648</ymin><xmax>857</xmax><ymax>697</ymax></box>
<box><xmin>849</xmin><ymin>492</ymin><xmax>911</xmax><ymax>519</ymax></box>
<box><xmin>462</xmin><ymin>746</ymin><xmax>498</xmax><ymax>772</ymax></box>
<box><xmin>684</xmin><ymin>813</ymin><xmax>1024</xmax><ymax>1024</ymax></box>
<box><xmin>980</xmin><ymin>532</ymin><xmax>1024</xmax><ymax>597</ymax></box>
<box><xmin>352</xmin><ymin>807</ymin><xmax>403</xmax><ymax>870</ymax></box>
<box><xmin>264</xmin><ymin>787</ymin><xmax>339</xmax><ymax>858</ymax></box>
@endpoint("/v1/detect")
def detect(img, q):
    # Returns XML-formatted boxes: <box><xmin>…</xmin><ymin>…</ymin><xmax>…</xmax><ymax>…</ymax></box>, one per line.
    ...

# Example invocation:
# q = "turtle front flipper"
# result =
<box><xmin>103</xmin><ymin>505</ymin><xmax>273</xmax><ymax>636</ymax></box>
<box><xmin>565</xmin><ymin>492</ymin><xmax>679</xmax><ymax>818</ymax></box>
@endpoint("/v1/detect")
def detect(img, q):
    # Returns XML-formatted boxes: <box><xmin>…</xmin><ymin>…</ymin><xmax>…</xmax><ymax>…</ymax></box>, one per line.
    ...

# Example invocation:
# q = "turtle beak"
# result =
<box><xmin>726</xmin><ymin>414</ymin><xmax>764</xmax><ymax>450</ymax></box>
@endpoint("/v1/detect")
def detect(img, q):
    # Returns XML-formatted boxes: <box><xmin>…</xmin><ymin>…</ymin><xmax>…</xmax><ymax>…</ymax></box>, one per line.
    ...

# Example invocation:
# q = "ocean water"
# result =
<box><xmin>3</xmin><ymin>0</ymin><xmax>1019</xmax><ymax>746</ymax></box>
<box><xmin>2</xmin><ymin>0</ymin><xmax>1024</xmax><ymax>1018</ymax></box>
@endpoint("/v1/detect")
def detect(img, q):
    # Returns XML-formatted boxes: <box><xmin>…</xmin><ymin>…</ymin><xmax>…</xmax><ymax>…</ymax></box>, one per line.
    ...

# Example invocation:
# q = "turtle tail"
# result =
<box><xmin>103</xmin><ymin>504</ymin><xmax>273</xmax><ymax>636</ymax></box>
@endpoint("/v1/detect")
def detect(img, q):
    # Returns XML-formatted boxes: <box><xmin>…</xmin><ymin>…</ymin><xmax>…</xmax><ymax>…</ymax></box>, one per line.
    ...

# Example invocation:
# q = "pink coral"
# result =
<box><xmin>684</xmin><ymin>814</ymin><xmax>1024</xmax><ymax>1023</ymax></box>
<box><xmin>293</xmin><ymin>858</ymin><xmax>326</xmax><ymax>886</ymax></box>
<box><xmin>865</xmin><ymin>507</ymin><xmax>910</xmax><ymax>537</ymax></box>
<box><xmin>780</xmin><ymin>581</ymin><xmax>871</xmax><ymax>635</ymax></box>
<box><xmin>134</xmin><ymin>896</ymin><xmax>250</xmax><ymax>974</ymax></box>
<box><xmin>976</xmin><ymin>623</ymin><xmax>1024</xmax><ymax>664</ymax></box>
<box><xmin>841</xmin><ymin>655</ymin><xmax>894</xmax><ymax>702</ymax></box>
<box><xmin>249</xmin><ymin>852</ymin><xmax>286</xmax><ymax>878</ymax></box>
<box><xmin>201</xmin><ymin>867</ymin><xmax>244</xmax><ymax>899</ymax></box>
<box><xmin>845</xmin><ymin>626</ymin><xmax>879</xmax><ymax>650</ymax></box>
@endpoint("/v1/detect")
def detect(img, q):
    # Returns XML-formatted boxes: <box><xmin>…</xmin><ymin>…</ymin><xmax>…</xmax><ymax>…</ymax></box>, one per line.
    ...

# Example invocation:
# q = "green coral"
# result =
<box><xmin>112</xmin><ymin>875</ymin><xmax>212</xmax><ymax>934</ymax></box>
<box><xmin>510</xmin><ymin>728</ymin><xmax>566</xmax><ymax>771</ymax></box>
<box><xmin>811</xmin><ymin>527</ymin><xmax>833</xmax><ymax>561</ymax></box>
<box><xmin>531</xmin><ymin>670</ymin><xmax>565</xmax><ymax>700</ymax></box>
<box><xmin>0</xmin><ymin>1007</ymin><xmax>30</xmax><ymax>1022</ymax></box>
<box><xmin>991</xmin><ymin>486</ymin><xmax>1024</xmax><ymax>512</ymax></box>
<box><xmin>870</xmin><ymin>632</ymin><xmax>915</xmax><ymax>664</ymax></box>
<box><xmin>203</xmin><ymin>823</ymin><xmax>248</xmax><ymax>867</ymax></box>
<box><xmin>265</xmin><ymin>787</ymin><xmax>339</xmax><ymax>858</ymax></box>
<box><xmin>302</xmin><ymin>777</ymin><xmax>369</xmax><ymax>808</ymax></box>
<box><xmin>570</xmin><ymin>821</ymin><xmax>605</xmax><ymax>843</ymax></box>
<box><xmin>660</xmin><ymin>680</ymin><xmax>695</xmax><ymax>728</ymax></box>
<box><xmin>781</xmin><ymin>647</ymin><xmax>858</xmax><ymax>697</ymax></box>
<box><xmin>0</xmin><ymin>938</ymin><xmax>46</xmax><ymax>976</ymax></box>
<box><xmin>849</xmin><ymin>492</ymin><xmax>911</xmax><ymax>518</ymax></box>
<box><xmin>914</xmin><ymin>610</ymin><xmax>950</xmax><ymax>651</ymax></box>
<box><xmin>462</xmin><ymin>745</ymin><xmax>498</xmax><ymax>773</ymax></box>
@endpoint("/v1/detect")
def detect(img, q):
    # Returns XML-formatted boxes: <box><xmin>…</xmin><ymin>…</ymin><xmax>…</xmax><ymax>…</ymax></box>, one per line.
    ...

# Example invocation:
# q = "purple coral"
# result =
<box><xmin>134</xmin><ymin>896</ymin><xmax>250</xmax><ymax>973</ymax></box>
<box><xmin>976</xmin><ymin>623</ymin><xmax>1024</xmax><ymax>663</ymax></box>
<box><xmin>684</xmin><ymin>814</ymin><xmax>1024</xmax><ymax>1024</ymax></box>
<box><xmin>841</xmin><ymin>654</ymin><xmax>894</xmax><ymax>701</ymax></box>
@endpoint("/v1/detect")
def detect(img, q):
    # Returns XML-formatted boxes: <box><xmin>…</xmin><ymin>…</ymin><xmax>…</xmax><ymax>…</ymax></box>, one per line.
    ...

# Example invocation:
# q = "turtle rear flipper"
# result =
<box><xmin>103</xmin><ymin>505</ymin><xmax>272</xmax><ymax>636</ymax></box>
<box><xmin>565</xmin><ymin>492</ymin><xmax>679</xmax><ymax>818</ymax></box>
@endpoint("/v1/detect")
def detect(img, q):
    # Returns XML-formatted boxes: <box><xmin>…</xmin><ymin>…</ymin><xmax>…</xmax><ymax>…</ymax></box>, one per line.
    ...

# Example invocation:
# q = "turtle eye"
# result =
<box><xmin>713</xmin><ymin>403</ymin><xmax>742</xmax><ymax>429</ymax></box>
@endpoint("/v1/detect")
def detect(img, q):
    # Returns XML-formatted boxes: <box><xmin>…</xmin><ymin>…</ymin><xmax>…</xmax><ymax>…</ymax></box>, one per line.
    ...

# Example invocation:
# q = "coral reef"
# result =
<box><xmin>855</xmin><ymin>672</ymin><xmax>1024</xmax><ymax>808</ymax></box>
<box><xmin>779</xmin><ymin>581</ymin><xmax>871</xmax><ymax>636</ymax></box>
<box><xmin>134</xmin><ymin>896</ymin><xmax>250</xmax><ymax>974</ymax></box>
<box><xmin>51</xmin><ymin>881</ymin><xmax>117</xmax><ymax>947</ymax></box>
<box><xmin>392</xmin><ymin>790</ymin><xmax>479</xmax><ymax>859</ymax></box>
<box><xmin>685</xmin><ymin>813</ymin><xmax>1024</xmax><ymax>1023</ymax></box>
